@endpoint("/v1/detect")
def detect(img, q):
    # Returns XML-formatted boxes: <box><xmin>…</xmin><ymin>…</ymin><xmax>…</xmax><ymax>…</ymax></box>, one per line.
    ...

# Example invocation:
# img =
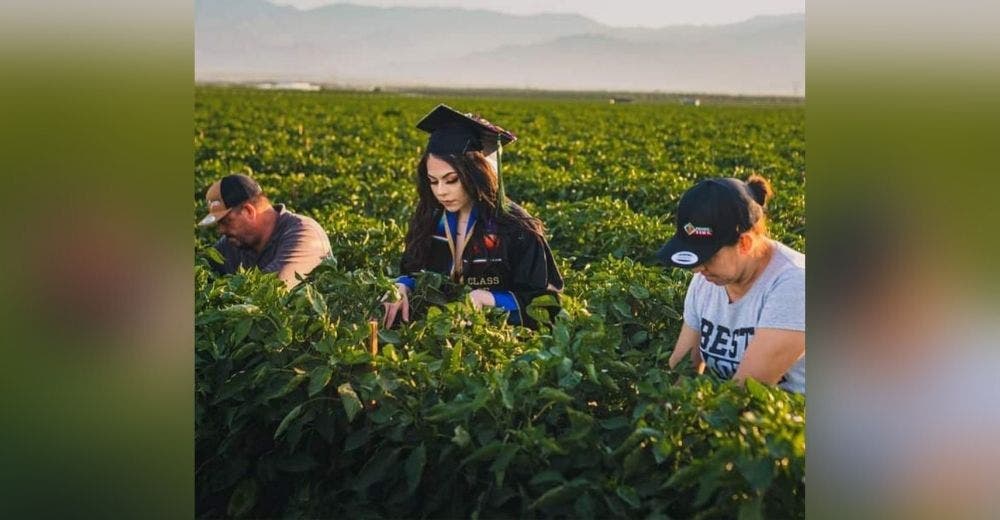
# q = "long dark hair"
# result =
<box><xmin>403</xmin><ymin>151</ymin><xmax>545</xmax><ymax>268</ymax></box>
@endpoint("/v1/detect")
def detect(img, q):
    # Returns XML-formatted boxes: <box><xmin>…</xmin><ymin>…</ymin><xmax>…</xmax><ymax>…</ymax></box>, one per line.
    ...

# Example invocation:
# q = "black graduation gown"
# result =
<box><xmin>399</xmin><ymin>204</ymin><xmax>563</xmax><ymax>328</ymax></box>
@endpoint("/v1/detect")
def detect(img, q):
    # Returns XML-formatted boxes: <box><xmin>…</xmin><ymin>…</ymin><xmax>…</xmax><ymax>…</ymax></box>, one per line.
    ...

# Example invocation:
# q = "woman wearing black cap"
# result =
<box><xmin>659</xmin><ymin>175</ymin><xmax>805</xmax><ymax>393</ymax></box>
<box><xmin>382</xmin><ymin>105</ymin><xmax>563</xmax><ymax>329</ymax></box>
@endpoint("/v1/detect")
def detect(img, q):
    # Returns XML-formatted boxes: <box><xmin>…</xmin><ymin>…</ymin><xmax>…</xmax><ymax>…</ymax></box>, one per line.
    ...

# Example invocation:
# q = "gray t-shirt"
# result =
<box><xmin>682</xmin><ymin>240</ymin><xmax>805</xmax><ymax>394</ymax></box>
<box><xmin>214</xmin><ymin>204</ymin><xmax>332</xmax><ymax>288</ymax></box>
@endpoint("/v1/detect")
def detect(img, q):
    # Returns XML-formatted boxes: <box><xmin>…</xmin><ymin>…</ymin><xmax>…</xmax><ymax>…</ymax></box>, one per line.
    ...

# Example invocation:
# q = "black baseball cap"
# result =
<box><xmin>416</xmin><ymin>104</ymin><xmax>516</xmax><ymax>156</ymax></box>
<box><xmin>655</xmin><ymin>178</ymin><xmax>764</xmax><ymax>267</ymax></box>
<box><xmin>198</xmin><ymin>174</ymin><xmax>263</xmax><ymax>226</ymax></box>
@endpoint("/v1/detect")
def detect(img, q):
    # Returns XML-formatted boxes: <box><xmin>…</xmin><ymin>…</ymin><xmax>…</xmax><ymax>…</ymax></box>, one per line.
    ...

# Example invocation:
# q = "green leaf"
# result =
<box><xmin>738</xmin><ymin>494</ymin><xmax>765</xmax><ymax>520</ymax></box>
<box><xmin>599</xmin><ymin>416</ymin><xmax>630</xmax><ymax>430</ymax></box>
<box><xmin>573</xmin><ymin>492</ymin><xmax>596</xmax><ymax>518</ymax></box>
<box><xmin>313</xmin><ymin>336</ymin><xmax>335</xmax><ymax>354</ymax></box>
<box><xmin>304</xmin><ymin>285</ymin><xmax>327</xmax><ymax>315</ymax></box>
<box><xmin>338</xmin><ymin>382</ymin><xmax>363</xmax><ymax>423</ymax></box>
<box><xmin>694</xmin><ymin>470</ymin><xmax>722</xmax><ymax>507</ymax></box>
<box><xmin>530</xmin><ymin>478</ymin><xmax>587</xmax><ymax>510</ymax></box>
<box><xmin>226</xmin><ymin>478</ymin><xmax>257</xmax><ymax>518</ymax></box>
<box><xmin>526</xmin><ymin>297</ymin><xmax>555</xmax><ymax>326</ymax></box>
<box><xmin>599</xmin><ymin>373</ymin><xmax>621</xmax><ymax>392</ymax></box>
<box><xmin>567</xmin><ymin>408</ymin><xmax>594</xmax><ymax>430</ymax></box>
<box><xmin>553</xmin><ymin>323</ymin><xmax>570</xmax><ymax>347</ymax></box>
<box><xmin>343</xmin><ymin>427</ymin><xmax>369</xmax><ymax>451</ymax></box>
<box><xmin>489</xmin><ymin>445</ymin><xmax>519</xmax><ymax>473</ymax></box>
<box><xmin>652</xmin><ymin>438</ymin><xmax>674</xmax><ymax>464</ymax></box>
<box><xmin>353</xmin><ymin>447</ymin><xmax>402</xmax><ymax>492</ymax></box>
<box><xmin>274</xmin><ymin>404</ymin><xmax>303</xmax><ymax>439</ymax></box>
<box><xmin>205</xmin><ymin>246</ymin><xmax>226</xmax><ymax>266</ymax></box>
<box><xmin>378</xmin><ymin>329</ymin><xmax>401</xmax><ymax>344</ymax></box>
<box><xmin>738</xmin><ymin>458</ymin><xmax>775</xmax><ymax>493</ymax></box>
<box><xmin>212</xmin><ymin>372</ymin><xmax>251</xmax><ymax>404</ymax></box>
<box><xmin>629</xmin><ymin>330</ymin><xmax>649</xmax><ymax>345</ymax></box>
<box><xmin>448</xmin><ymin>339</ymin><xmax>464</xmax><ymax>372</ymax></box>
<box><xmin>530</xmin><ymin>470</ymin><xmax>565</xmax><ymax>487</ymax></box>
<box><xmin>341</xmin><ymin>349</ymin><xmax>372</xmax><ymax>365</ymax></box>
<box><xmin>307</xmin><ymin>366</ymin><xmax>332</xmax><ymax>396</ymax></box>
<box><xmin>425</xmin><ymin>396</ymin><xmax>483</xmax><ymax>422</ymax></box>
<box><xmin>490</xmin><ymin>486</ymin><xmax>519</xmax><ymax>507</ymax></box>
<box><xmin>462</xmin><ymin>441</ymin><xmax>504</xmax><ymax>465</ymax></box>
<box><xmin>221</xmin><ymin>303</ymin><xmax>260</xmax><ymax>316</ymax></box>
<box><xmin>623</xmin><ymin>445</ymin><xmax>649</xmax><ymax>480</ymax></box>
<box><xmin>616</xmin><ymin>485</ymin><xmax>641</xmax><ymax>509</ymax></box>
<box><xmin>230</xmin><ymin>341</ymin><xmax>259</xmax><ymax>361</ymax></box>
<box><xmin>369</xmin><ymin>402</ymin><xmax>395</xmax><ymax>424</ymax></box>
<box><xmin>499</xmin><ymin>379</ymin><xmax>514</xmax><ymax>410</ymax></box>
<box><xmin>558</xmin><ymin>370</ymin><xmax>582</xmax><ymax>389</ymax></box>
<box><xmin>612</xmin><ymin>300</ymin><xmax>632</xmax><ymax>317</ymax></box>
<box><xmin>628</xmin><ymin>284</ymin><xmax>650</xmax><ymax>299</ymax></box>
<box><xmin>663</xmin><ymin>464</ymin><xmax>699</xmax><ymax>489</ymax></box>
<box><xmin>528</xmin><ymin>294</ymin><xmax>560</xmax><ymax>307</ymax></box>
<box><xmin>275</xmin><ymin>325</ymin><xmax>293</xmax><ymax>346</ymax></box>
<box><xmin>745</xmin><ymin>377</ymin><xmax>771</xmax><ymax>402</ymax></box>
<box><xmin>539</xmin><ymin>386</ymin><xmax>573</xmax><ymax>404</ymax></box>
<box><xmin>405</xmin><ymin>443</ymin><xmax>426</xmax><ymax>495</ymax></box>
<box><xmin>268</xmin><ymin>373</ymin><xmax>307</xmax><ymax>399</ymax></box>
<box><xmin>490</xmin><ymin>444</ymin><xmax>520</xmax><ymax>486</ymax></box>
<box><xmin>232</xmin><ymin>318</ymin><xmax>253</xmax><ymax>345</ymax></box>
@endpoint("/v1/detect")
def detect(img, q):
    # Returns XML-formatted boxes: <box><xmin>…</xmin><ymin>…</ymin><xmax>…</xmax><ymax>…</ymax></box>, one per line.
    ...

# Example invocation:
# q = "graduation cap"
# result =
<box><xmin>416</xmin><ymin>104</ymin><xmax>517</xmax><ymax>214</ymax></box>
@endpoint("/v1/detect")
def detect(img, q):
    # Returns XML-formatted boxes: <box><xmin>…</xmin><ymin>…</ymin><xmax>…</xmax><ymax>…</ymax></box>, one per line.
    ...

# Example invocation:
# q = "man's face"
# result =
<box><xmin>216</xmin><ymin>205</ymin><xmax>256</xmax><ymax>249</ymax></box>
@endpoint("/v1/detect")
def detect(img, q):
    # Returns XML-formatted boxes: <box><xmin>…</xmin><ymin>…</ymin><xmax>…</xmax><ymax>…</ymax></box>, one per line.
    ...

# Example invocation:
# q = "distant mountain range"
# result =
<box><xmin>196</xmin><ymin>0</ymin><xmax>804</xmax><ymax>96</ymax></box>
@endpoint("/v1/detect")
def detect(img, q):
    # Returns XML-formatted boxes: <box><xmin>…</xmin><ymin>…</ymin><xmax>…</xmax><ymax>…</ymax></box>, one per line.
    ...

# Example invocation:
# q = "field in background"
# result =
<box><xmin>195</xmin><ymin>87</ymin><xmax>805</xmax><ymax>518</ymax></box>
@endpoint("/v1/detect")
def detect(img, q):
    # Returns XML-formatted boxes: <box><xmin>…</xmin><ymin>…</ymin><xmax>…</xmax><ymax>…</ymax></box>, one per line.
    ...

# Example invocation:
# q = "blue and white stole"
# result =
<box><xmin>439</xmin><ymin>206</ymin><xmax>478</xmax><ymax>281</ymax></box>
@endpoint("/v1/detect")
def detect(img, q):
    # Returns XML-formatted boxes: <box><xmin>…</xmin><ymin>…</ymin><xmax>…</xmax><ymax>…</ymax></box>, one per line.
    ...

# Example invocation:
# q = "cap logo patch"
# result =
<box><xmin>671</xmin><ymin>251</ymin><xmax>699</xmax><ymax>265</ymax></box>
<box><xmin>684</xmin><ymin>223</ymin><xmax>713</xmax><ymax>237</ymax></box>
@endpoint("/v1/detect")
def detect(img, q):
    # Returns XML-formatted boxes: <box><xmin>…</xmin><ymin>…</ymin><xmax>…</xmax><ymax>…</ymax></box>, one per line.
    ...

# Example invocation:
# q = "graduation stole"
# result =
<box><xmin>440</xmin><ymin>209</ymin><xmax>478</xmax><ymax>282</ymax></box>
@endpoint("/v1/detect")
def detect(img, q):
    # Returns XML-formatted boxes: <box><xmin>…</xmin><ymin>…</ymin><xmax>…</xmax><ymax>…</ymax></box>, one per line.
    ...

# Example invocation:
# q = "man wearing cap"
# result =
<box><xmin>659</xmin><ymin>175</ymin><xmax>805</xmax><ymax>394</ymax></box>
<box><xmin>198</xmin><ymin>174</ymin><xmax>332</xmax><ymax>288</ymax></box>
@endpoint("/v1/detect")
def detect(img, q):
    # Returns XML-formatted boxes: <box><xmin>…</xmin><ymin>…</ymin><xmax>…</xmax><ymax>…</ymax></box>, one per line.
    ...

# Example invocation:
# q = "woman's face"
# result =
<box><xmin>692</xmin><ymin>244</ymin><xmax>743</xmax><ymax>286</ymax></box>
<box><xmin>426</xmin><ymin>154</ymin><xmax>472</xmax><ymax>214</ymax></box>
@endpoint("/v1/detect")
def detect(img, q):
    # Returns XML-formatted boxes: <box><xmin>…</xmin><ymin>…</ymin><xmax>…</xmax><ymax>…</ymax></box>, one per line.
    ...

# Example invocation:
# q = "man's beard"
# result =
<box><xmin>225</xmin><ymin>235</ymin><xmax>248</xmax><ymax>249</ymax></box>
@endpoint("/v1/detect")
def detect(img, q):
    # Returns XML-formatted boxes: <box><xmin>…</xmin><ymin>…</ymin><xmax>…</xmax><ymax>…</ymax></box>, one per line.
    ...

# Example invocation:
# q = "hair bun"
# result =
<box><xmin>746</xmin><ymin>174</ymin><xmax>773</xmax><ymax>207</ymax></box>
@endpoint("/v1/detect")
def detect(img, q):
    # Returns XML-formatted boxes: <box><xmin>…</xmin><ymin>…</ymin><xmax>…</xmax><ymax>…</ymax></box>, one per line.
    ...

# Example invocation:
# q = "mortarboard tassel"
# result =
<box><xmin>496</xmin><ymin>134</ymin><xmax>508</xmax><ymax>216</ymax></box>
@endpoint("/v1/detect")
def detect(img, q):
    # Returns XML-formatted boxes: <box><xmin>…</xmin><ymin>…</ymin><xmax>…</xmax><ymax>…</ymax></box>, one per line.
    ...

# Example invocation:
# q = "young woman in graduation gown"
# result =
<box><xmin>382</xmin><ymin>105</ymin><xmax>563</xmax><ymax>329</ymax></box>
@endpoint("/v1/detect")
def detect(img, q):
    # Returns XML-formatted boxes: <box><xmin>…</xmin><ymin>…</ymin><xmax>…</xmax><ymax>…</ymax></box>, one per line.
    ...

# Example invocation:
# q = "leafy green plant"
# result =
<box><xmin>194</xmin><ymin>87</ymin><xmax>806</xmax><ymax>519</ymax></box>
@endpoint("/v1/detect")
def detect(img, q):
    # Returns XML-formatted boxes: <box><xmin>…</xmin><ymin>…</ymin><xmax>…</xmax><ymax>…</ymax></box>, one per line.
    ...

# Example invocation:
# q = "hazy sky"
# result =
<box><xmin>268</xmin><ymin>0</ymin><xmax>805</xmax><ymax>28</ymax></box>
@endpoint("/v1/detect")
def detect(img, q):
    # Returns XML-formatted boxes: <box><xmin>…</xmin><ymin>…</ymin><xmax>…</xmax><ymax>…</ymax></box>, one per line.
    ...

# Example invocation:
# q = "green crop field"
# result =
<box><xmin>195</xmin><ymin>86</ymin><xmax>805</xmax><ymax>518</ymax></box>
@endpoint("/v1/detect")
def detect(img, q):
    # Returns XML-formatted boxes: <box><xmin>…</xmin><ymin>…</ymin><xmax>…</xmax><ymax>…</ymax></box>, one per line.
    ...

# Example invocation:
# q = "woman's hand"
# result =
<box><xmin>468</xmin><ymin>289</ymin><xmax>496</xmax><ymax>310</ymax></box>
<box><xmin>382</xmin><ymin>283</ymin><xmax>410</xmax><ymax>328</ymax></box>
<box><xmin>669</xmin><ymin>324</ymin><xmax>701</xmax><ymax>369</ymax></box>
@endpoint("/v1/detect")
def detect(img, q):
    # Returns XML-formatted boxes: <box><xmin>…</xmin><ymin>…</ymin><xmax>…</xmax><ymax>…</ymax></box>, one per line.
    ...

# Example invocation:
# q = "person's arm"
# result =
<box><xmin>733</xmin><ymin>328</ymin><xmax>804</xmax><ymax>385</ymax></box>
<box><xmin>385</xmin><ymin>229</ymin><xmax>424</xmax><ymax>328</ymax></box>
<box><xmin>262</xmin><ymin>222</ymin><xmax>331</xmax><ymax>288</ymax></box>
<box><xmin>669</xmin><ymin>323</ymin><xmax>701</xmax><ymax>369</ymax></box>
<box><xmin>736</xmin><ymin>266</ymin><xmax>806</xmax><ymax>385</ymax></box>
<box><xmin>675</xmin><ymin>276</ymin><xmax>706</xmax><ymax>374</ymax></box>
<box><xmin>691</xmin><ymin>347</ymin><xmax>706</xmax><ymax>374</ymax></box>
